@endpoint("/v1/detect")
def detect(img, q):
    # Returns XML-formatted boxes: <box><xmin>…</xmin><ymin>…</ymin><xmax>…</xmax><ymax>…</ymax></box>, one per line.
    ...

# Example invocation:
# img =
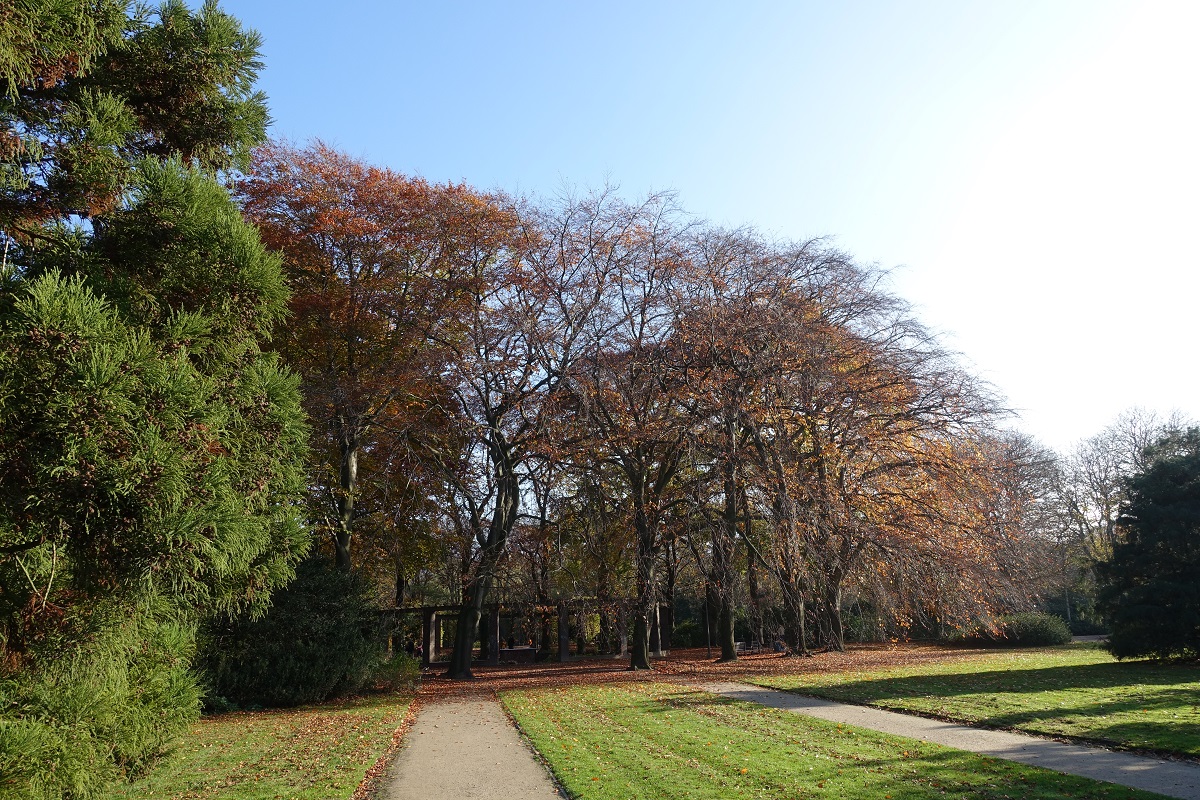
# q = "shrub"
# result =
<box><xmin>671</xmin><ymin>620</ymin><xmax>703</xmax><ymax>648</ymax></box>
<box><xmin>199</xmin><ymin>558</ymin><xmax>386</xmax><ymax>708</ymax></box>
<box><xmin>950</xmin><ymin>612</ymin><xmax>1073</xmax><ymax>648</ymax></box>
<box><xmin>369</xmin><ymin>653</ymin><xmax>421</xmax><ymax>693</ymax></box>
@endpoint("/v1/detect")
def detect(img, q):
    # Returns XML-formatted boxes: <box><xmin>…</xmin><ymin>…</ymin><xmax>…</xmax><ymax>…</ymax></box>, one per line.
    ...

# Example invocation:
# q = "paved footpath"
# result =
<box><xmin>380</xmin><ymin>696</ymin><xmax>562</xmax><ymax>800</ymax></box>
<box><xmin>702</xmin><ymin>681</ymin><xmax>1200</xmax><ymax>800</ymax></box>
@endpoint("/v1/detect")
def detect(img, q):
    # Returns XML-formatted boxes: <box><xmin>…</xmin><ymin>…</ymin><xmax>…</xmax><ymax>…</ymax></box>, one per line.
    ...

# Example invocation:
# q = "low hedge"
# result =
<box><xmin>951</xmin><ymin>612</ymin><xmax>1073</xmax><ymax>648</ymax></box>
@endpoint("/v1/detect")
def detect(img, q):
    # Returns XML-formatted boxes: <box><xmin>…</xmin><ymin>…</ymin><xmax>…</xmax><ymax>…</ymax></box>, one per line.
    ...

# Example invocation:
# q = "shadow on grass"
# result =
<box><xmin>542</xmin><ymin>687</ymin><xmax>1163</xmax><ymax>799</ymax></box>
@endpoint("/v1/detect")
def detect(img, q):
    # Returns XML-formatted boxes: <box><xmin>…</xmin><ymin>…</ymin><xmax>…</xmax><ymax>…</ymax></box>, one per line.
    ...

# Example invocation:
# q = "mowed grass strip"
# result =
<box><xmin>752</xmin><ymin>644</ymin><xmax>1200</xmax><ymax>757</ymax></box>
<box><xmin>502</xmin><ymin>682</ymin><xmax>1159</xmax><ymax>800</ymax></box>
<box><xmin>102</xmin><ymin>694</ymin><xmax>410</xmax><ymax>800</ymax></box>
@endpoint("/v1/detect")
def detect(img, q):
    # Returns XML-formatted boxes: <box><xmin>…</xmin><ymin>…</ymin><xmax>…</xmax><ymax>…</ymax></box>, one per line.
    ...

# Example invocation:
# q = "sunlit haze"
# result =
<box><xmin>208</xmin><ymin>0</ymin><xmax>1200</xmax><ymax>452</ymax></box>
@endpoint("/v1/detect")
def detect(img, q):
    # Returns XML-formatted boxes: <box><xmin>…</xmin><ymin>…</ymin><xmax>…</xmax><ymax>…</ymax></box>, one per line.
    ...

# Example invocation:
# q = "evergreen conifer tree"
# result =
<box><xmin>0</xmin><ymin>3</ymin><xmax>308</xmax><ymax>796</ymax></box>
<box><xmin>1100</xmin><ymin>429</ymin><xmax>1200</xmax><ymax>660</ymax></box>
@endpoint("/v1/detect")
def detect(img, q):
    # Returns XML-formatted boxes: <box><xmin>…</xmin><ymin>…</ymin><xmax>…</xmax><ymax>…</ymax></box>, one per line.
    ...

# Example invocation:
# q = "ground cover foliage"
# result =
<box><xmin>753</xmin><ymin>644</ymin><xmax>1200</xmax><ymax>757</ymax></box>
<box><xmin>98</xmin><ymin>694</ymin><xmax>411</xmax><ymax>800</ymax></box>
<box><xmin>502</xmin><ymin>682</ymin><xmax>1157</xmax><ymax>800</ymax></box>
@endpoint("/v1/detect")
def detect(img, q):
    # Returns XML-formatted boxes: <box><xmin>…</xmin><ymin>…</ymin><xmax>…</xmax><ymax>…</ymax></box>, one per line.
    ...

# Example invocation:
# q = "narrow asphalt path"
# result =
<box><xmin>381</xmin><ymin>697</ymin><xmax>562</xmax><ymax>800</ymax></box>
<box><xmin>701</xmin><ymin>681</ymin><xmax>1200</xmax><ymax>800</ymax></box>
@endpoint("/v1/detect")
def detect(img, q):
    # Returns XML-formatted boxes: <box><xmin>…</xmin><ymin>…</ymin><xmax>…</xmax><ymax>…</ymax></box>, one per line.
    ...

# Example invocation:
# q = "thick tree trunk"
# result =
<box><xmin>779</xmin><ymin>579</ymin><xmax>808</xmax><ymax>655</ymax></box>
<box><xmin>446</xmin><ymin>438</ymin><xmax>519</xmax><ymax>680</ymax></box>
<box><xmin>629</xmin><ymin>505</ymin><xmax>655</xmax><ymax>669</ymax></box>
<box><xmin>598</xmin><ymin>603</ymin><xmax>613</xmax><ymax>654</ymax></box>
<box><xmin>446</xmin><ymin>592</ymin><xmax>482</xmax><ymax>681</ymax></box>
<box><xmin>819</xmin><ymin>583</ymin><xmax>845</xmax><ymax>652</ymax></box>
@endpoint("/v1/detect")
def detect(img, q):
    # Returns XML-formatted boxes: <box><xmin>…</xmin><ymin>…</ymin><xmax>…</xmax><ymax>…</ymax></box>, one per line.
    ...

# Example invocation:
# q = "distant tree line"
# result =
<box><xmin>238</xmin><ymin>141</ymin><xmax>1053</xmax><ymax>677</ymax></box>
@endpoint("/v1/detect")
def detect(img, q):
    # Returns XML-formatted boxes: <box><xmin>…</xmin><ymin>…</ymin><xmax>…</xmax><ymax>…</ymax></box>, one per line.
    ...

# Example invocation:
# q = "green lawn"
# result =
<box><xmin>101</xmin><ymin>694</ymin><xmax>410</xmax><ymax>800</ymax></box>
<box><xmin>751</xmin><ymin>644</ymin><xmax>1200</xmax><ymax>757</ymax></box>
<box><xmin>502</xmin><ymin>682</ymin><xmax>1161</xmax><ymax>800</ymax></box>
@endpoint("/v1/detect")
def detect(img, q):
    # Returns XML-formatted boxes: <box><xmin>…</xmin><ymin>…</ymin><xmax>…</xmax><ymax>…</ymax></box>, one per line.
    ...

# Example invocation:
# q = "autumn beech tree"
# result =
<box><xmin>560</xmin><ymin>192</ymin><xmax>697</xmax><ymax>671</ymax></box>
<box><xmin>673</xmin><ymin>229</ymin><xmax>784</xmax><ymax>661</ymax></box>
<box><xmin>676</xmin><ymin>236</ymin><xmax>1007</xmax><ymax>653</ymax></box>
<box><xmin>239</xmin><ymin>141</ymin><xmax>502</xmax><ymax>571</ymax></box>
<box><xmin>436</xmin><ymin>192</ymin><xmax>621</xmax><ymax>679</ymax></box>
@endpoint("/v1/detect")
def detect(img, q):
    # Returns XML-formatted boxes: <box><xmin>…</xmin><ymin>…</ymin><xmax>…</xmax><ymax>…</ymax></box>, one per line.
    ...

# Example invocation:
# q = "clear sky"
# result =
<box><xmin>209</xmin><ymin>1</ymin><xmax>1199</xmax><ymax>453</ymax></box>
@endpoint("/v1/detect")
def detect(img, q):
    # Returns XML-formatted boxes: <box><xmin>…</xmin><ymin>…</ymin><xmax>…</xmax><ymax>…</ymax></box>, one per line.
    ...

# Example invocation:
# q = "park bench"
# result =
<box><xmin>734</xmin><ymin>641</ymin><xmax>763</xmax><ymax>655</ymax></box>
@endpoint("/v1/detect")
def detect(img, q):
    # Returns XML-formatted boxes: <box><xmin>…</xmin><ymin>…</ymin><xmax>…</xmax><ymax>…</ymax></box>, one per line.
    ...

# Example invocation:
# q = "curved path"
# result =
<box><xmin>380</xmin><ymin>696</ymin><xmax>562</xmax><ymax>800</ymax></box>
<box><xmin>702</xmin><ymin>681</ymin><xmax>1200</xmax><ymax>800</ymax></box>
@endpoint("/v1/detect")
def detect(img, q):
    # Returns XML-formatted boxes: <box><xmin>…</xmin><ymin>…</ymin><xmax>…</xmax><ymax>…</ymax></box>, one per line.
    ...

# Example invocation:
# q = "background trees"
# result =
<box><xmin>238</xmin><ymin>144</ymin><xmax>1089</xmax><ymax>673</ymax></box>
<box><xmin>238</xmin><ymin>141</ymin><xmax>476</xmax><ymax>573</ymax></box>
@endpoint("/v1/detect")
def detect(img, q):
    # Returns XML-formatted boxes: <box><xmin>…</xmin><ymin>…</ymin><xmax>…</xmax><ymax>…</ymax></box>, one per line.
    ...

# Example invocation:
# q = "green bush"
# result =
<box><xmin>671</xmin><ymin>620</ymin><xmax>703</xmax><ymax>648</ymax></box>
<box><xmin>950</xmin><ymin>612</ymin><xmax>1073</xmax><ymax>648</ymax></box>
<box><xmin>199</xmin><ymin>558</ymin><xmax>386</xmax><ymax>708</ymax></box>
<box><xmin>0</xmin><ymin>599</ymin><xmax>200</xmax><ymax>800</ymax></box>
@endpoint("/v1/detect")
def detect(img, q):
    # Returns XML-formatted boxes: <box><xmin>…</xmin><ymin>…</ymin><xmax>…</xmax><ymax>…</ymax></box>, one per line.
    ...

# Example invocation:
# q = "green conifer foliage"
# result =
<box><xmin>0</xmin><ymin>3</ymin><xmax>307</xmax><ymax>797</ymax></box>
<box><xmin>1099</xmin><ymin>429</ymin><xmax>1200</xmax><ymax>660</ymax></box>
<box><xmin>1</xmin><ymin>0</ymin><xmax>267</xmax><ymax>234</ymax></box>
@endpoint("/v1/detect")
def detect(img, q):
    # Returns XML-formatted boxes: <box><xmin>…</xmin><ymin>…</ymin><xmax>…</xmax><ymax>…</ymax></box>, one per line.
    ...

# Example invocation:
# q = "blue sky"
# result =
<box><xmin>212</xmin><ymin>1</ymin><xmax>1199</xmax><ymax>452</ymax></box>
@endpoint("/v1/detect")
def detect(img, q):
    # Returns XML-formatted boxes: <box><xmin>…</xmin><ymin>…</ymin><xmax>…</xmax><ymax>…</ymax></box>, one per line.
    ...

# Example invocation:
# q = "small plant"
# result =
<box><xmin>370</xmin><ymin>653</ymin><xmax>422</xmax><ymax>693</ymax></box>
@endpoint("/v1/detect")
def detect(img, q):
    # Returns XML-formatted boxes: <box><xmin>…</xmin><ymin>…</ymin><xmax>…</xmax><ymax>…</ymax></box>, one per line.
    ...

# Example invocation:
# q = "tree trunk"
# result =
<box><xmin>575</xmin><ymin>609</ymin><xmax>586</xmax><ymax>657</ymax></box>
<box><xmin>393</xmin><ymin>565</ymin><xmax>406</xmax><ymax>607</ymax></box>
<box><xmin>630</xmin><ymin>507</ymin><xmax>655</xmax><ymax>669</ymax></box>
<box><xmin>747</xmin><ymin>544</ymin><xmax>763</xmax><ymax>645</ymax></box>
<box><xmin>335</xmin><ymin>438</ymin><xmax>357</xmax><ymax>571</ymax></box>
<box><xmin>716</xmin><ymin>457</ymin><xmax>740</xmax><ymax>661</ymax></box>
<box><xmin>779</xmin><ymin>579</ymin><xmax>808</xmax><ymax>655</ymax></box>
<box><xmin>446</xmin><ymin>439</ymin><xmax>519</xmax><ymax>680</ymax></box>
<box><xmin>718</xmin><ymin>597</ymin><xmax>736</xmax><ymax>661</ymax></box>
<box><xmin>821</xmin><ymin>583</ymin><xmax>845</xmax><ymax>652</ymax></box>
<box><xmin>598</xmin><ymin>603</ymin><xmax>613</xmax><ymax>654</ymax></box>
<box><xmin>446</xmin><ymin>593</ymin><xmax>482</xmax><ymax>679</ymax></box>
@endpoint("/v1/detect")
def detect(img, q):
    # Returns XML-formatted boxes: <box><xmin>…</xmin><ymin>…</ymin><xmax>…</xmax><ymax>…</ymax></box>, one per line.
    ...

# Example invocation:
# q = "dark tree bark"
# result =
<box><xmin>334</xmin><ymin>434</ymin><xmax>358</xmax><ymax>571</ymax></box>
<box><xmin>446</xmin><ymin>442</ymin><xmax>519</xmax><ymax>679</ymax></box>
<box><xmin>629</xmin><ymin>501</ymin><xmax>656</xmax><ymax>670</ymax></box>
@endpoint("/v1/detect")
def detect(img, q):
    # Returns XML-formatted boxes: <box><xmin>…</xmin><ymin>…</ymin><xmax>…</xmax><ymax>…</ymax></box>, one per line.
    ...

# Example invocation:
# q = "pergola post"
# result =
<box><xmin>421</xmin><ymin>608</ymin><xmax>434</xmax><ymax>667</ymax></box>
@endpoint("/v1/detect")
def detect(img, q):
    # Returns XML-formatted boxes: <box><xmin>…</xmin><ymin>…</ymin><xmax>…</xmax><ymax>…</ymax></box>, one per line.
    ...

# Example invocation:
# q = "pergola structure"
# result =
<box><xmin>380</xmin><ymin>600</ymin><xmax>672</xmax><ymax>668</ymax></box>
